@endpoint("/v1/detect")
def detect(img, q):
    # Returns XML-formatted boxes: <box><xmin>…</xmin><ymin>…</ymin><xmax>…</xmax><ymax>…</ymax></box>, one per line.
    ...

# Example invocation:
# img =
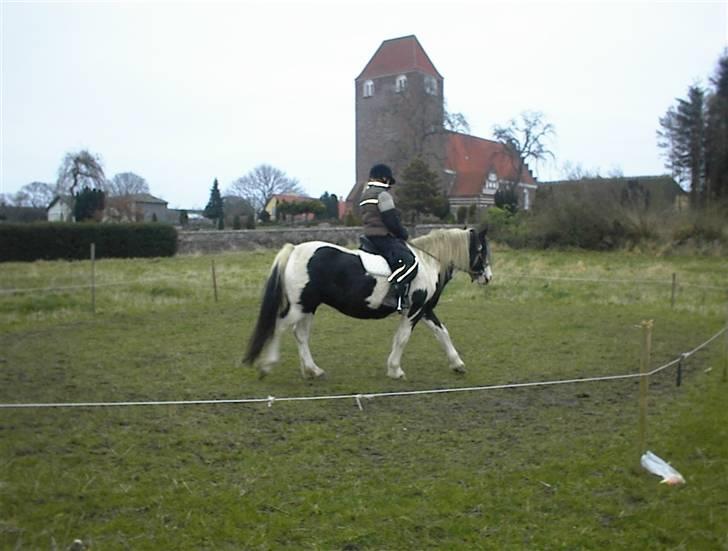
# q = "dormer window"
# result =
<box><xmin>483</xmin><ymin>171</ymin><xmax>499</xmax><ymax>193</ymax></box>
<box><xmin>363</xmin><ymin>80</ymin><xmax>374</xmax><ymax>98</ymax></box>
<box><xmin>395</xmin><ymin>74</ymin><xmax>408</xmax><ymax>93</ymax></box>
<box><xmin>425</xmin><ymin>75</ymin><xmax>437</xmax><ymax>95</ymax></box>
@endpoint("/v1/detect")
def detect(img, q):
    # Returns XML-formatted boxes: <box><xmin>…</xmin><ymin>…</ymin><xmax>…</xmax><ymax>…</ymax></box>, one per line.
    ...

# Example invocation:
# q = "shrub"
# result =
<box><xmin>480</xmin><ymin>207</ymin><xmax>531</xmax><ymax>248</ymax></box>
<box><xmin>0</xmin><ymin>223</ymin><xmax>178</xmax><ymax>262</ymax></box>
<box><xmin>524</xmin><ymin>184</ymin><xmax>673</xmax><ymax>250</ymax></box>
<box><xmin>672</xmin><ymin>204</ymin><xmax>727</xmax><ymax>245</ymax></box>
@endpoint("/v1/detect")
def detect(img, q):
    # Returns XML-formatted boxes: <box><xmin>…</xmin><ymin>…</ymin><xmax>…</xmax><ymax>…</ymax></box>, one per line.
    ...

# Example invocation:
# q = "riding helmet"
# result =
<box><xmin>369</xmin><ymin>164</ymin><xmax>395</xmax><ymax>185</ymax></box>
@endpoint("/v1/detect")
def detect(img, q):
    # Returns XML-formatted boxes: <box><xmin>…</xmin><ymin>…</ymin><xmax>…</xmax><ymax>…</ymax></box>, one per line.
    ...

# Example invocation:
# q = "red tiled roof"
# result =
<box><xmin>445</xmin><ymin>132</ymin><xmax>536</xmax><ymax>197</ymax></box>
<box><xmin>357</xmin><ymin>35</ymin><xmax>442</xmax><ymax>80</ymax></box>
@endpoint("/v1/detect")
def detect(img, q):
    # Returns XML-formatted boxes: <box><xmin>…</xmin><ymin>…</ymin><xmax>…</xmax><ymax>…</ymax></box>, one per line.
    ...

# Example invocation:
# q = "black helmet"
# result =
<box><xmin>369</xmin><ymin>164</ymin><xmax>395</xmax><ymax>185</ymax></box>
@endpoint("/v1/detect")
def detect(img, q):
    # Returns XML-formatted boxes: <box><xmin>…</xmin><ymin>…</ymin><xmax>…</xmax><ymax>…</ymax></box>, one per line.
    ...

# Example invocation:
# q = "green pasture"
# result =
<box><xmin>1</xmin><ymin>247</ymin><xmax>727</xmax><ymax>549</ymax></box>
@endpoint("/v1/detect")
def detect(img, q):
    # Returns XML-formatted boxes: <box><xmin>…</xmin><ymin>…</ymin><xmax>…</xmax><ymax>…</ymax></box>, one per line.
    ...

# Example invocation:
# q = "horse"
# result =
<box><xmin>243</xmin><ymin>227</ymin><xmax>492</xmax><ymax>380</ymax></box>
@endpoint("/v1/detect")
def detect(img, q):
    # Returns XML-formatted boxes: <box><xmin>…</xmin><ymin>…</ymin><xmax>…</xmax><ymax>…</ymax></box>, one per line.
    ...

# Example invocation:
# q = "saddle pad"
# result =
<box><xmin>358</xmin><ymin>250</ymin><xmax>392</xmax><ymax>278</ymax></box>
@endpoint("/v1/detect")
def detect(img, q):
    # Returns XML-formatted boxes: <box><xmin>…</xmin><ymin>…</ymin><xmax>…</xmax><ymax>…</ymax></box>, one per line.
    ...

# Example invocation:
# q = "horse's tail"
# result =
<box><xmin>243</xmin><ymin>243</ymin><xmax>295</xmax><ymax>365</ymax></box>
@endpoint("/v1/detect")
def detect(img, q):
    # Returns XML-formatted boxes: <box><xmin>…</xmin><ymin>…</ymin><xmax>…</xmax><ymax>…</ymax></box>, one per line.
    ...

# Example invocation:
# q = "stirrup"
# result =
<box><xmin>395</xmin><ymin>284</ymin><xmax>410</xmax><ymax>312</ymax></box>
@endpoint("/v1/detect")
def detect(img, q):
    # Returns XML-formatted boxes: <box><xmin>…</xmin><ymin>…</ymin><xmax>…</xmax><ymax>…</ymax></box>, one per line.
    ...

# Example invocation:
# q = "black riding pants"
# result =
<box><xmin>366</xmin><ymin>235</ymin><xmax>418</xmax><ymax>284</ymax></box>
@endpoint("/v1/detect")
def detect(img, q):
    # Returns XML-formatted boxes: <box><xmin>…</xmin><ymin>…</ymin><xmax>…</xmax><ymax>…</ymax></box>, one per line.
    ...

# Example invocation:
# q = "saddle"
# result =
<box><xmin>357</xmin><ymin>236</ymin><xmax>392</xmax><ymax>278</ymax></box>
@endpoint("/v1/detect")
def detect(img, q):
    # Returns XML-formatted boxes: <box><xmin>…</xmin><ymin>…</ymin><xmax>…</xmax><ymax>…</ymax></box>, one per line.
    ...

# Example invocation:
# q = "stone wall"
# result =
<box><xmin>177</xmin><ymin>225</ymin><xmax>461</xmax><ymax>254</ymax></box>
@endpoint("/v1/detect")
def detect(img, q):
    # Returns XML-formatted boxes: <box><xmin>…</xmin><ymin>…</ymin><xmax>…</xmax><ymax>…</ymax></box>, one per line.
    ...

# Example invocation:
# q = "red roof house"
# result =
<box><xmin>348</xmin><ymin>35</ymin><xmax>540</xmax><ymax>214</ymax></box>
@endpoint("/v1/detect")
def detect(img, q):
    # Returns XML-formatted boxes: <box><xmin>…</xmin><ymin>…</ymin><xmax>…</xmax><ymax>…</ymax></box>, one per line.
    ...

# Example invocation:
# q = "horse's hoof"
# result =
<box><xmin>452</xmin><ymin>364</ymin><xmax>466</xmax><ymax>375</ymax></box>
<box><xmin>387</xmin><ymin>369</ymin><xmax>406</xmax><ymax>380</ymax></box>
<box><xmin>257</xmin><ymin>368</ymin><xmax>270</xmax><ymax>380</ymax></box>
<box><xmin>301</xmin><ymin>367</ymin><xmax>326</xmax><ymax>381</ymax></box>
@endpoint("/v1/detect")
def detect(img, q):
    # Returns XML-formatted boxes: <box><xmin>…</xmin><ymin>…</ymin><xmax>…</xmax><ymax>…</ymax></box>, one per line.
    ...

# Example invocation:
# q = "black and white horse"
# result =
<box><xmin>243</xmin><ymin>227</ymin><xmax>492</xmax><ymax>379</ymax></box>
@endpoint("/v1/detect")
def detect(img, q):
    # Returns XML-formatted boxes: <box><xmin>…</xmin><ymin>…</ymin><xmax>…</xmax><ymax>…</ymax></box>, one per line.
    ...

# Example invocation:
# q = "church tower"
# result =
<box><xmin>350</xmin><ymin>35</ymin><xmax>445</xmax><ymax>207</ymax></box>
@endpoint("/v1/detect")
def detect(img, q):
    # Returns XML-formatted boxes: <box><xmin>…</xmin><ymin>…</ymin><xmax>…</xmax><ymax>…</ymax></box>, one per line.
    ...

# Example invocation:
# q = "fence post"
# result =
<box><xmin>638</xmin><ymin>319</ymin><xmax>653</xmax><ymax>455</ymax></box>
<box><xmin>90</xmin><ymin>243</ymin><xmax>96</xmax><ymax>315</ymax></box>
<box><xmin>671</xmin><ymin>273</ymin><xmax>677</xmax><ymax>308</ymax></box>
<box><xmin>211</xmin><ymin>259</ymin><xmax>218</xmax><ymax>302</ymax></box>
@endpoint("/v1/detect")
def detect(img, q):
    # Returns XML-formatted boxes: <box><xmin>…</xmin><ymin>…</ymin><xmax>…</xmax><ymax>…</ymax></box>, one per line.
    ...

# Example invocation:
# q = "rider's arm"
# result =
<box><xmin>378</xmin><ymin>191</ymin><xmax>409</xmax><ymax>240</ymax></box>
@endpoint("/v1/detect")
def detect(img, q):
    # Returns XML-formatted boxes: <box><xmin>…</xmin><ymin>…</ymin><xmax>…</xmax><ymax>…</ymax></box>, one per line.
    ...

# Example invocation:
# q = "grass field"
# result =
<box><xmin>1</xmin><ymin>246</ymin><xmax>727</xmax><ymax>549</ymax></box>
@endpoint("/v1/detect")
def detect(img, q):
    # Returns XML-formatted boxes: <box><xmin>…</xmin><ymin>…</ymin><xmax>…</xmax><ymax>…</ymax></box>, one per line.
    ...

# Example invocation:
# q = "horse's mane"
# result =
<box><xmin>410</xmin><ymin>228</ymin><xmax>470</xmax><ymax>274</ymax></box>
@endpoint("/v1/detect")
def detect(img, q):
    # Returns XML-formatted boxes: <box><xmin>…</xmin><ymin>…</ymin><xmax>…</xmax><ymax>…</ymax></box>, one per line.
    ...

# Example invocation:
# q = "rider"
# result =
<box><xmin>359</xmin><ymin>163</ymin><xmax>418</xmax><ymax>312</ymax></box>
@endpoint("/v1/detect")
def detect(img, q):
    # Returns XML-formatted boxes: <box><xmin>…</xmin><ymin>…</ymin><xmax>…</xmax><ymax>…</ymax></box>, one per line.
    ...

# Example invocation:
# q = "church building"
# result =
<box><xmin>346</xmin><ymin>35</ymin><xmax>537</xmax><ymax>213</ymax></box>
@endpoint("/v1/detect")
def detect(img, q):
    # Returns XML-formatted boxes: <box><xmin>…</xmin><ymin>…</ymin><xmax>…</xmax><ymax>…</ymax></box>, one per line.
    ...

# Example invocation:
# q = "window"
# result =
<box><xmin>484</xmin><ymin>171</ymin><xmax>499</xmax><ymax>191</ymax></box>
<box><xmin>363</xmin><ymin>80</ymin><xmax>374</xmax><ymax>98</ymax></box>
<box><xmin>425</xmin><ymin>75</ymin><xmax>437</xmax><ymax>96</ymax></box>
<box><xmin>395</xmin><ymin>74</ymin><xmax>408</xmax><ymax>93</ymax></box>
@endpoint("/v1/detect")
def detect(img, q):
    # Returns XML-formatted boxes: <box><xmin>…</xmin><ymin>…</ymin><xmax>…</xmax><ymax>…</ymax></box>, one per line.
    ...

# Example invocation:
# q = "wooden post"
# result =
<box><xmin>211</xmin><ymin>259</ymin><xmax>218</xmax><ymax>302</ymax></box>
<box><xmin>670</xmin><ymin>273</ymin><xmax>677</xmax><ymax>308</ymax></box>
<box><xmin>90</xmin><ymin>243</ymin><xmax>96</xmax><ymax>314</ymax></box>
<box><xmin>638</xmin><ymin>319</ymin><xmax>654</xmax><ymax>455</ymax></box>
<box><xmin>676</xmin><ymin>355</ymin><xmax>683</xmax><ymax>387</ymax></box>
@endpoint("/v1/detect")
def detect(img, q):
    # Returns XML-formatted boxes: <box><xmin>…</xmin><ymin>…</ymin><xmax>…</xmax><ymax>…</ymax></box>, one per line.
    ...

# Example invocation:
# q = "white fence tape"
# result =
<box><xmin>511</xmin><ymin>273</ymin><xmax>726</xmax><ymax>291</ymax></box>
<box><xmin>1</xmin><ymin>326</ymin><xmax>724</xmax><ymax>410</ymax></box>
<box><xmin>0</xmin><ymin>278</ymin><xmax>199</xmax><ymax>295</ymax></box>
<box><xmin>1</xmin><ymin>273</ymin><xmax>725</xmax><ymax>296</ymax></box>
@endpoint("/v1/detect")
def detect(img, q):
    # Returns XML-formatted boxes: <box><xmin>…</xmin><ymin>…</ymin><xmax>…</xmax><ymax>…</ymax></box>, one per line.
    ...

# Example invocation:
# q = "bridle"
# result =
<box><xmin>406</xmin><ymin>229</ymin><xmax>490</xmax><ymax>281</ymax></box>
<box><xmin>467</xmin><ymin>236</ymin><xmax>490</xmax><ymax>282</ymax></box>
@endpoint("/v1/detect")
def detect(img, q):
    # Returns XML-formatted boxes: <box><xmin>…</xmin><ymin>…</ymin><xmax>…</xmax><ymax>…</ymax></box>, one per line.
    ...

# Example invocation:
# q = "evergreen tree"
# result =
<box><xmin>495</xmin><ymin>184</ymin><xmax>519</xmax><ymax>212</ymax></box>
<box><xmin>658</xmin><ymin>85</ymin><xmax>707</xmax><ymax>206</ymax></box>
<box><xmin>397</xmin><ymin>158</ymin><xmax>448</xmax><ymax>222</ymax></box>
<box><xmin>73</xmin><ymin>186</ymin><xmax>105</xmax><ymax>221</ymax></box>
<box><xmin>204</xmin><ymin>178</ymin><xmax>224</xmax><ymax>227</ymax></box>
<box><xmin>706</xmin><ymin>52</ymin><xmax>728</xmax><ymax>201</ymax></box>
<box><xmin>318</xmin><ymin>192</ymin><xmax>340</xmax><ymax>219</ymax></box>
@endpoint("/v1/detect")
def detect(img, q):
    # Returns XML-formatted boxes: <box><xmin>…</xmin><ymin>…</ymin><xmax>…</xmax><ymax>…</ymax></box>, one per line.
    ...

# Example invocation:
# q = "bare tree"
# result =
<box><xmin>13</xmin><ymin>181</ymin><xmax>56</xmax><ymax>207</ymax></box>
<box><xmin>107</xmin><ymin>172</ymin><xmax>150</xmax><ymax>197</ymax></box>
<box><xmin>56</xmin><ymin>150</ymin><xmax>106</xmax><ymax>194</ymax></box>
<box><xmin>561</xmin><ymin>161</ymin><xmax>601</xmax><ymax>180</ymax></box>
<box><xmin>381</xmin><ymin>87</ymin><xmax>447</xmax><ymax>169</ymax></box>
<box><xmin>493</xmin><ymin>111</ymin><xmax>555</xmax><ymax>183</ymax></box>
<box><xmin>443</xmin><ymin>100</ymin><xmax>471</xmax><ymax>134</ymax></box>
<box><xmin>226</xmin><ymin>164</ymin><xmax>304</xmax><ymax>213</ymax></box>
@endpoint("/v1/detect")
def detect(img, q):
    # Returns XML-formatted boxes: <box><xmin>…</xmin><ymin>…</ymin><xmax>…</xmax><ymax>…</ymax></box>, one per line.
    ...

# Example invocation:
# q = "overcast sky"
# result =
<box><xmin>1</xmin><ymin>1</ymin><xmax>726</xmax><ymax>209</ymax></box>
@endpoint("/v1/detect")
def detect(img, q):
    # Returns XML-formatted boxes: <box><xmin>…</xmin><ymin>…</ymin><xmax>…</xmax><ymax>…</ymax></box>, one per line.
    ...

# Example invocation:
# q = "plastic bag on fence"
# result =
<box><xmin>640</xmin><ymin>451</ymin><xmax>685</xmax><ymax>485</ymax></box>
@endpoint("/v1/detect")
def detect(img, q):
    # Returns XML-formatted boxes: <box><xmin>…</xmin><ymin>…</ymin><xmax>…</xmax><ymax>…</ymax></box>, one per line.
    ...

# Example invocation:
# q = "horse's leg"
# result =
<box><xmin>387</xmin><ymin>316</ymin><xmax>415</xmax><ymax>379</ymax></box>
<box><xmin>293</xmin><ymin>314</ymin><xmax>325</xmax><ymax>379</ymax></box>
<box><xmin>257</xmin><ymin>310</ymin><xmax>298</xmax><ymax>379</ymax></box>
<box><xmin>423</xmin><ymin>309</ymin><xmax>466</xmax><ymax>374</ymax></box>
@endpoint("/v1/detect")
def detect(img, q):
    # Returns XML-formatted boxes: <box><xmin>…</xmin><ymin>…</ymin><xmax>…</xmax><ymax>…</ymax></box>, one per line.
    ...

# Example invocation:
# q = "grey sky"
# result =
<box><xmin>1</xmin><ymin>0</ymin><xmax>726</xmax><ymax>209</ymax></box>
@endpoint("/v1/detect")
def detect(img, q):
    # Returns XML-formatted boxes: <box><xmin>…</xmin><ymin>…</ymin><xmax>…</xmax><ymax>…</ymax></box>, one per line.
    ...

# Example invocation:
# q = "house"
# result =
<box><xmin>540</xmin><ymin>175</ymin><xmax>687</xmax><ymax>210</ymax></box>
<box><xmin>265</xmin><ymin>194</ymin><xmax>318</xmax><ymax>222</ymax></box>
<box><xmin>47</xmin><ymin>195</ymin><xmax>74</xmax><ymax>222</ymax></box>
<box><xmin>105</xmin><ymin>193</ymin><xmax>169</xmax><ymax>222</ymax></box>
<box><xmin>445</xmin><ymin>133</ymin><xmax>537</xmax><ymax>211</ymax></box>
<box><xmin>347</xmin><ymin>35</ymin><xmax>537</xmax><ymax>214</ymax></box>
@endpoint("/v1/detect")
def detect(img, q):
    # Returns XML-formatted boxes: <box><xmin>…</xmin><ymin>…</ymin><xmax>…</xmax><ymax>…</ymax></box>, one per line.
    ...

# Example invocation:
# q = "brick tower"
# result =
<box><xmin>349</xmin><ymin>35</ymin><xmax>445</xmax><ymax>209</ymax></box>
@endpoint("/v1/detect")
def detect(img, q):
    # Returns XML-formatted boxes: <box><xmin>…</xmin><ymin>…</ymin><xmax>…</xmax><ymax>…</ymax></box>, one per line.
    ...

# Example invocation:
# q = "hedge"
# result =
<box><xmin>0</xmin><ymin>223</ymin><xmax>178</xmax><ymax>262</ymax></box>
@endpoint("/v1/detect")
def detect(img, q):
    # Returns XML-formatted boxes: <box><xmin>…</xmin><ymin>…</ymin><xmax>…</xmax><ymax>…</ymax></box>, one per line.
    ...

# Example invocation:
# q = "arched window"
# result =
<box><xmin>425</xmin><ymin>75</ymin><xmax>437</xmax><ymax>96</ymax></box>
<box><xmin>395</xmin><ymin>74</ymin><xmax>408</xmax><ymax>93</ymax></box>
<box><xmin>363</xmin><ymin>80</ymin><xmax>374</xmax><ymax>98</ymax></box>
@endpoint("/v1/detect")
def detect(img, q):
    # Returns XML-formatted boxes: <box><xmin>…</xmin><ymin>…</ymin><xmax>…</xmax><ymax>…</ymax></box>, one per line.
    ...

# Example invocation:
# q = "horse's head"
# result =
<box><xmin>468</xmin><ymin>226</ymin><xmax>492</xmax><ymax>285</ymax></box>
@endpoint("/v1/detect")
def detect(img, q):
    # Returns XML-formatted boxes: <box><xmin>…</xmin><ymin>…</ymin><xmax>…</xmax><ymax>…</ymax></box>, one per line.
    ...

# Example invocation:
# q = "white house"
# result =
<box><xmin>46</xmin><ymin>196</ymin><xmax>74</xmax><ymax>222</ymax></box>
